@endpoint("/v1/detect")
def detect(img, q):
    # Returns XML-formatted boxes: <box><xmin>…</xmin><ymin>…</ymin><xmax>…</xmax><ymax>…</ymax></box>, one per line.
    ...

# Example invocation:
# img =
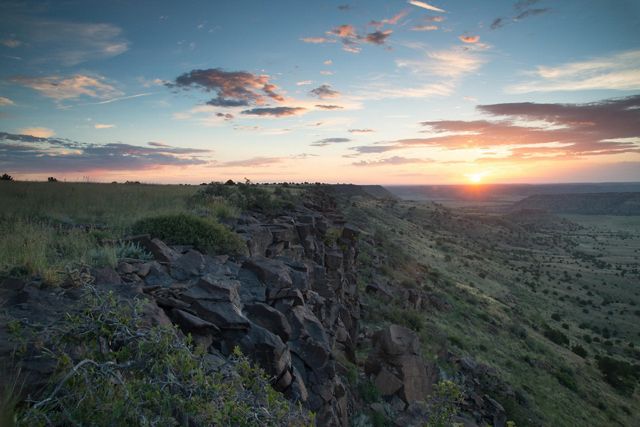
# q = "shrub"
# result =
<box><xmin>358</xmin><ymin>379</ymin><xmax>380</xmax><ymax>404</ymax></box>
<box><xmin>1</xmin><ymin>173</ymin><xmax>13</xmax><ymax>181</ymax></box>
<box><xmin>596</xmin><ymin>356</ymin><xmax>640</xmax><ymax>396</ymax></box>
<box><xmin>571</xmin><ymin>344</ymin><xmax>588</xmax><ymax>358</ymax></box>
<box><xmin>131</xmin><ymin>213</ymin><xmax>245</xmax><ymax>255</ymax></box>
<box><xmin>543</xmin><ymin>325</ymin><xmax>569</xmax><ymax>346</ymax></box>
<box><xmin>15</xmin><ymin>288</ymin><xmax>313</xmax><ymax>426</ymax></box>
<box><xmin>426</xmin><ymin>380</ymin><xmax>462</xmax><ymax>427</ymax></box>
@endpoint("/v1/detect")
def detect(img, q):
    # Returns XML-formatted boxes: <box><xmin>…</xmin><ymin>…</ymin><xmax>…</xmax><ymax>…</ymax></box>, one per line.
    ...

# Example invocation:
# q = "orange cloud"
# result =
<box><xmin>18</xmin><ymin>127</ymin><xmax>55</xmax><ymax>138</ymax></box>
<box><xmin>459</xmin><ymin>35</ymin><xmax>480</xmax><ymax>43</ymax></box>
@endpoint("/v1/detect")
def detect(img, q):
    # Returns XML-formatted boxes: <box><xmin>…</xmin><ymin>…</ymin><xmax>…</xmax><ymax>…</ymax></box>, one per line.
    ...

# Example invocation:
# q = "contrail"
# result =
<box><xmin>408</xmin><ymin>1</ymin><xmax>446</xmax><ymax>13</ymax></box>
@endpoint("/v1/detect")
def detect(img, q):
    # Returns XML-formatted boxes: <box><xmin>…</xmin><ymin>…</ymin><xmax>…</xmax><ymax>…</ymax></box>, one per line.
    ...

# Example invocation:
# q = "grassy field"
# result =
<box><xmin>342</xmin><ymin>196</ymin><xmax>640</xmax><ymax>427</ymax></box>
<box><xmin>0</xmin><ymin>181</ymin><xmax>202</xmax><ymax>282</ymax></box>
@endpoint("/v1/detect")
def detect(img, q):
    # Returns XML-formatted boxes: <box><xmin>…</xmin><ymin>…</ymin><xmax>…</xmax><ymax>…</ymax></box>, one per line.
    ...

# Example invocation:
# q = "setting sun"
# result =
<box><xmin>467</xmin><ymin>172</ymin><xmax>488</xmax><ymax>184</ymax></box>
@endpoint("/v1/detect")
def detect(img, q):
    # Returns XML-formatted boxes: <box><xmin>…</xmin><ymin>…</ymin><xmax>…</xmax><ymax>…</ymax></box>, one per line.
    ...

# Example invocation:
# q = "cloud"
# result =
<box><xmin>459</xmin><ymin>35</ymin><xmax>480</xmax><ymax>43</ymax></box>
<box><xmin>491</xmin><ymin>0</ymin><xmax>550</xmax><ymax>31</ymax></box>
<box><xmin>352</xmin><ymin>95</ymin><xmax>640</xmax><ymax>161</ymax></box>
<box><xmin>1</xmin><ymin>39</ymin><xmax>21</xmax><ymax>48</ymax></box>
<box><xmin>408</xmin><ymin>1</ymin><xmax>446</xmax><ymax>13</ymax></box>
<box><xmin>216</xmin><ymin>112</ymin><xmax>234</xmax><ymax>120</ymax></box>
<box><xmin>297</xmin><ymin>80</ymin><xmax>313</xmax><ymax>86</ymax></box>
<box><xmin>311</xmin><ymin>137</ymin><xmax>351</xmax><ymax>147</ymax></box>
<box><xmin>148</xmin><ymin>141</ymin><xmax>170</xmax><ymax>147</ymax></box>
<box><xmin>331</xmin><ymin>24</ymin><xmax>357</xmax><ymax>38</ymax></box>
<box><xmin>10</xmin><ymin>74</ymin><xmax>122</xmax><ymax>101</ymax></box>
<box><xmin>338</xmin><ymin>4</ymin><xmax>351</xmax><ymax>11</ymax></box>
<box><xmin>349</xmin><ymin>128</ymin><xmax>375</xmax><ymax>133</ymax></box>
<box><xmin>508</xmin><ymin>49</ymin><xmax>640</xmax><ymax>93</ymax></box>
<box><xmin>490</xmin><ymin>18</ymin><xmax>505</xmax><ymax>30</ymax></box>
<box><xmin>364</xmin><ymin>30</ymin><xmax>393</xmax><ymax>45</ymax></box>
<box><xmin>353</xmin><ymin>156</ymin><xmax>432</xmax><ymax>166</ymax></box>
<box><xmin>397</xmin><ymin>48</ymin><xmax>485</xmax><ymax>78</ymax></box>
<box><xmin>240</xmin><ymin>107</ymin><xmax>306</xmax><ymax>117</ymax></box>
<box><xmin>0</xmin><ymin>131</ymin><xmax>210</xmax><ymax>173</ymax></box>
<box><xmin>94</xmin><ymin>123</ymin><xmax>115</xmax><ymax>129</ymax></box>
<box><xmin>301</xmin><ymin>37</ymin><xmax>334</xmax><ymax>44</ymax></box>
<box><xmin>0</xmin><ymin>96</ymin><xmax>14</xmax><ymax>106</ymax></box>
<box><xmin>18</xmin><ymin>127</ymin><xmax>55</xmax><ymax>138</ymax></box>
<box><xmin>357</xmin><ymin>81</ymin><xmax>454</xmax><ymax>100</ymax></box>
<box><xmin>324</xmin><ymin>59</ymin><xmax>333</xmax><ymax>65</ymax></box>
<box><xmin>411</xmin><ymin>25</ymin><xmax>438</xmax><ymax>31</ymax></box>
<box><xmin>515</xmin><ymin>8</ymin><xmax>549</xmax><ymax>20</ymax></box>
<box><xmin>84</xmin><ymin>92</ymin><xmax>153</xmax><ymax>105</ymax></box>
<box><xmin>315</xmin><ymin>104</ymin><xmax>344</xmax><ymax>110</ymax></box>
<box><xmin>310</xmin><ymin>84</ymin><xmax>340</xmax><ymax>99</ymax></box>
<box><xmin>21</xmin><ymin>20</ymin><xmax>128</xmax><ymax>66</ymax></box>
<box><xmin>218</xmin><ymin>156</ymin><xmax>284</xmax><ymax>168</ymax></box>
<box><xmin>169</xmin><ymin>68</ymin><xmax>285</xmax><ymax>108</ymax></box>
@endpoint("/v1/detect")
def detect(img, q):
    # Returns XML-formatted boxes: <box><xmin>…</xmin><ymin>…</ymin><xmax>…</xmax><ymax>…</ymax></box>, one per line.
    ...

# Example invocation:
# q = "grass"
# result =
<box><xmin>342</xmin><ymin>196</ymin><xmax>640</xmax><ymax>427</ymax></box>
<box><xmin>0</xmin><ymin>181</ymin><xmax>238</xmax><ymax>283</ymax></box>
<box><xmin>9</xmin><ymin>287</ymin><xmax>313</xmax><ymax>426</ymax></box>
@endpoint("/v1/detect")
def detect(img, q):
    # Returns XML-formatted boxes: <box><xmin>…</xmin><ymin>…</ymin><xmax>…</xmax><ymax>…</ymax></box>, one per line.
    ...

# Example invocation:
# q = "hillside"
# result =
<box><xmin>1</xmin><ymin>182</ymin><xmax>639</xmax><ymax>426</ymax></box>
<box><xmin>511</xmin><ymin>192</ymin><xmax>640</xmax><ymax>215</ymax></box>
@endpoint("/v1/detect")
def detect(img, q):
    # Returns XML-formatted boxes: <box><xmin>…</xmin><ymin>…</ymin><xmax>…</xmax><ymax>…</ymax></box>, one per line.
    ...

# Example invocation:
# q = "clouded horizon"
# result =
<box><xmin>1</xmin><ymin>0</ymin><xmax>639</xmax><ymax>184</ymax></box>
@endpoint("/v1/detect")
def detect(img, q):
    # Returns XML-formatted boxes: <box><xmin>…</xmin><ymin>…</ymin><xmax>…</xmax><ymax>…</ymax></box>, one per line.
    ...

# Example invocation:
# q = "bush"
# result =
<box><xmin>571</xmin><ymin>344</ymin><xmax>588</xmax><ymax>358</ymax></box>
<box><xmin>543</xmin><ymin>325</ymin><xmax>569</xmax><ymax>346</ymax></box>
<box><xmin>1</xmin><ymin>173</ymin><xmax>13</xmax><ymax>181</ymax></box>
<box><xmin>131</xmin><ymin>214</ymin><xmax>245</xmax><ymax>255</ymax></box>
<box><xmin>596</xmin><ymin>356</ymin><xmax>640</xmax><ymax>395</ymax></box>
<box><xmin>15</xmin><ymin>288</ymin><xmax>313</xmax><ymax>426</ymax></box>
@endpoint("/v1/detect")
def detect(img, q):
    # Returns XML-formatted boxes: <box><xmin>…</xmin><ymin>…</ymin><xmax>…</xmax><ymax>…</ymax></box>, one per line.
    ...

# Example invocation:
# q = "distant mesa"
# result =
<box><xmin>510</xmin><ymin>192</ymin><xmax>640</xmax><ymax>216</ymax></box>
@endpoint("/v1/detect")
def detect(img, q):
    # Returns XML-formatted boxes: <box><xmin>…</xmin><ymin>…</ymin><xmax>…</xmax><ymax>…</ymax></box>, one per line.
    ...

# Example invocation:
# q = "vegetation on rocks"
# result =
<box><xmin>132</xmin><ymin>213</ymin><xmax>245</xmax><ymax>255</ymax></box>
<box><xmin>11</xmin><ymin>287</ymin><xmax>313</xmax><ymax>427</ymax></box>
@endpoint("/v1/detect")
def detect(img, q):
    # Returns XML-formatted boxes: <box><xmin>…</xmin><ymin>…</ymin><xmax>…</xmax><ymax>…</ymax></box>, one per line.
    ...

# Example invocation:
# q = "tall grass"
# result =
<box><xmin>0</xmin><ymin>182</ymin><xmax>203</xmax><ymax>283</ymax></box>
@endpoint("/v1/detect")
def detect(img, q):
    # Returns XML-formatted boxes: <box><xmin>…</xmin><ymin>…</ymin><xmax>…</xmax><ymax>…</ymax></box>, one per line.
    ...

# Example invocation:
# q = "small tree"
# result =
<box><xmin>1</xmin><ymin>173</ymin><xmax>14</xmax><ymax>181</ymax></box>
<box><xmin>47</xmin><ymin>176</ymin><xmax>58</xmax><ymax>182</ymax></box>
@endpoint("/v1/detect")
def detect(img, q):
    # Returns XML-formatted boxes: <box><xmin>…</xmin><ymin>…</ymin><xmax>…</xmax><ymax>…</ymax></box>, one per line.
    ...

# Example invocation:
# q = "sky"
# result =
<box><xmin>1</xmin><ymin>0</ymin><xmax>639</xmax><ymax>185</ymax></box>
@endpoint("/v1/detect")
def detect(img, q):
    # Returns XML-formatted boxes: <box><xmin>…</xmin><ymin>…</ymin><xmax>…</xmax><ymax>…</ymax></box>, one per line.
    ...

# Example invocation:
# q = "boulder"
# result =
<box><xmin>181</xmin><ymin>277</ymin><xmax>241</xmax><ymax>307</ymax></box>
<box><xmin>170</xmin><ymin>308</ymin><xmax>220</xmax><ymax>335</ymax></box>
<box><xmin>191</xmin><ymin>300</ymin><xmax>250</xmax><ymax>330</ymax></box>
<box><xmin>374</xmin><ymin>367</ymin><xmax>403</xmax><ymax>396</ymax></box>
<box><xmin>239</xmin><ymin>324</ymin><xmax>292</xmax><ymax>390</ymax></box>
<box><xmin>244</xmin><ymin>302</ymin><xmax>292</xmax><ymax>342</ymax></box>
<box><xmin>243</xmin><ymin>257</ymin><xmax>293</xmax><ymax>288</ymax></box>
<box><xmin>92</xmin><ymin>267</ymin><xmax>122</xmax><ymax>286</ymax></box>
<box><xmin>170</xmin><ymin>250</ymin><xmax>206</xmax><ymax>280</ymax></box>
<box><xmin>130</xmin><ymin>236</ymin><xmax>179</xmax><ymax>263</ymax></box>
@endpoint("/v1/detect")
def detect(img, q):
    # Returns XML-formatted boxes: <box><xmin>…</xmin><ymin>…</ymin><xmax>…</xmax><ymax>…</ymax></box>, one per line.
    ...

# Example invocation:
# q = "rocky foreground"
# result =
<box><xmin>1</xmin><ymin>187</ymin><xmax>508</xmax><ymax>426</ymax></box>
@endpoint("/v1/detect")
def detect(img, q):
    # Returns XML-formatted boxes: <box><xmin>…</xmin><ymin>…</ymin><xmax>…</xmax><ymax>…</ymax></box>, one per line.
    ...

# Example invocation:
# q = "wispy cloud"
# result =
<box><xmin>411</xmin><ymin>25</ymin><xmax>438</xmax><ymax>31</ymax></box>
<box><xmin>491</xmin><ymin>0</ymin><xmax>550</xmax><ymax>30</ymax></box>
<box><xmin>311</xmin><ymin>137</ymin><xmax>351</xmax><ymax>147</ymax></box>
<box><xmin>315</xmin><ymin>104</ymin><xmax>344</xmax><ymax>110</ymax></box>
<box><xmin>241</xmin><ymin>107</ymin><xmax>306</xmax><ymax>117</ymax></box>
<box><xmin>507</xmin><ymin>49</ymin><xmax>640</xmax><ymax>93</ymax></box>
<box><xmin>94</xmin><ymin>123</ymin><xmax>115</xmax><ymax>129</ymax></box>
<box><xmin>0</xmin><ymin>96</ymin><xmax>14</xmax><ymax>106</ymax></box>
<box><xmin>310</xmin><ymin>84</ymin><xmax>340</xmax><ymax>99</ymax></box>
<box><xmin>18</xmin><ymin>127</ymin><xmax>55</xmax><ymax>138</ymax></box>
<box><xmin>349</xmin><ymin>95</ymin><xmax>640</xmax><ymax>161</ymax></box>
<box><xmin>19</xmin><ymin>20</ymin><xmax>128</xmax><ymax>65</ymax></box>
<box><xmin>1</xmin><ymin>39</ymin><xmax>21</xmax><ymax>48</ymax></box>
<box><xmin>10</xmin><ymin>74</ymin><xmax>122</xmax><ymax>102</ymax></box>
<box><xmin>218</xmin><ymin>156</ymin><xmax>284</xmax><ymax>168</ymax></box>
<box><xmin>353</xmin><ymin>156</ymin><xmax>432</xmax><ymax>166</ymax></box>
<box><xmin>408</xmin><ymin>1</ymin><xmax>446</xmax><ymax>13</ymax></box>
<box><xmin>0</xmin><ymin>131</ymin><xmax>210</xmax><ymax>173</ymax></box>
<box><xmin>397</xmin><ymin>48</ymin><xmax>485</xmax><ymax>78</ymax></box>
<box><xmin>300</xmin><ymin>37</ymin><xmax>334</xmax><ymax>44</ymax></box>
<box><xmin>349</xmin><ymin>128</ymin><xmax>375</xmax><ymax>133</ymax></box>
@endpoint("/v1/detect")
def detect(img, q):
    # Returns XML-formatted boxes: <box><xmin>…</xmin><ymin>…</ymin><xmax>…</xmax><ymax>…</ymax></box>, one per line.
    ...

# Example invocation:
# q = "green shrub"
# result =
<box><xmin>426</xmin><ymin>380</ymin><xmax>462</xmax><ymax>427</ymax></box>
<box><xmin>543</xmin><ymin>325</ymin><xmax>569</xmax><ymax>346</ymax></box>
<box><xmin>596</xmin><ymin>356</ymin><xmax>640</xmax><ymax>396</ymax></box>
<box><xmin>571</xmin><ymin>344</ymin><xmax>588</xmax><ymax>358</ymax></box>
<box><xmin>131</xmin><ymin>213</ymin><xmax>245</xmax><ymax>255</ymax></box>
<box><xmin>15</xmin><ymin>288</ymin><xmax>313</xmax><ymax>426</ymax></box>
<box><xmin>358</xmin><ymin>379</ymin><xmax>380</xmax><ymax>403</ymax></box>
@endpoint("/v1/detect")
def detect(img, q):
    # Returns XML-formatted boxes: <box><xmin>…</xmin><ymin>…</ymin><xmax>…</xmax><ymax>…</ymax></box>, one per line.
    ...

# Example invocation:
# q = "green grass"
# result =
<box><xmin>0</xmin><ymin>182</ymin><xmax>240</xmax><ymax>283</ymax></box>
<box><xmin>342</xmin><ymin>196</ymin><xmax>640</xmax><ymax>427</ymax></box>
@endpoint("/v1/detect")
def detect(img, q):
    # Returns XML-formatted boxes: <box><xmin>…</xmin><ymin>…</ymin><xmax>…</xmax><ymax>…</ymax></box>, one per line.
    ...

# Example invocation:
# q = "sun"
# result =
<box><xmin>466</xmin><ymin>172</ymin><xmax>487</xmax><ymax>184</ymax></box>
